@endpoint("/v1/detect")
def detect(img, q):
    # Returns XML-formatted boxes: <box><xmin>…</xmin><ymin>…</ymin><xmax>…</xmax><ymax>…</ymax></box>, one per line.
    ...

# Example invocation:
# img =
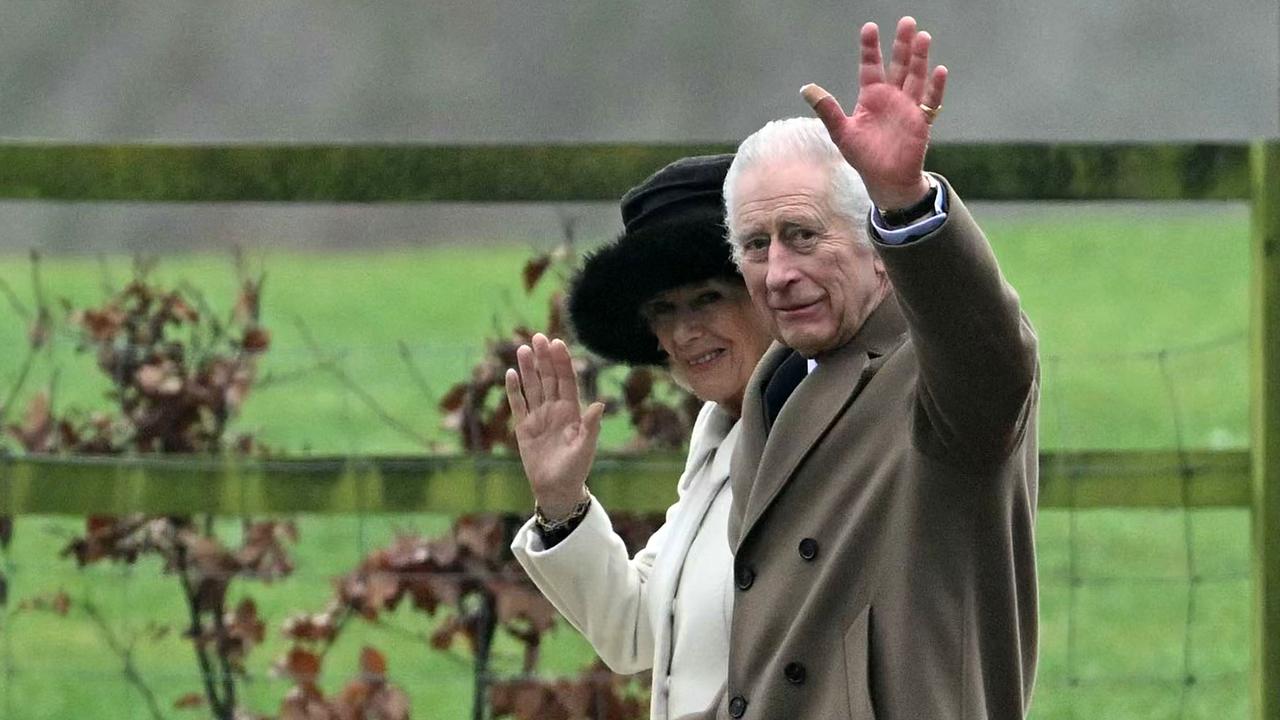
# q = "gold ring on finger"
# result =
<box><xmin>919</xmin><ymin>103</ymin><xmax>941</xmax><ymax>124</ymax></box>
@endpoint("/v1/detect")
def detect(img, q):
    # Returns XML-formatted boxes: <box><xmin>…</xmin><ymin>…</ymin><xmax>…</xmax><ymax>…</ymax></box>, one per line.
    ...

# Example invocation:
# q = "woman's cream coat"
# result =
<box><xmin>511</xmin><ymin>402</ymin><xmax>738</xmax><ymax>720</ymax></box>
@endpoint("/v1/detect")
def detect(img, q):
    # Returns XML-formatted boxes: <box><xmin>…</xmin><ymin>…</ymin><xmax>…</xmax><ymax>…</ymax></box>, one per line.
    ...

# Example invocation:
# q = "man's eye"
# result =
<box><xmin>743</xmin><ymin>236</ymin><xmax>769</xmax><ymax>252</ymax></box>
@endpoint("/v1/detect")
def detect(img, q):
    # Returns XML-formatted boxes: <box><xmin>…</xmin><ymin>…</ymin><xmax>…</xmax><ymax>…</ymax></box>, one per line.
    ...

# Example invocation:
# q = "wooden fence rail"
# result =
<box><xmin>0</xmin><ymin>449</ymin><xmax>1253</xmax><ymax>516</ymax></box>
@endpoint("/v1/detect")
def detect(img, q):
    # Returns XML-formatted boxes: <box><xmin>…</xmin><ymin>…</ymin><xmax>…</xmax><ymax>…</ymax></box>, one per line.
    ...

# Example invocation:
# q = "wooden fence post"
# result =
<box><xmin>1251</xmin><ymin>139</ymin><xmax>1280</xmax><ymax>720</ymax></box>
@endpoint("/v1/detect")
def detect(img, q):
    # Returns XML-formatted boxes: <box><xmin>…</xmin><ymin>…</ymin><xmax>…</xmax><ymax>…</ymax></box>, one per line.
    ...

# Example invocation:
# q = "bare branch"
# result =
<box><xmin>397</xmin><ymin>340</ymin><xmax>438</xmax><ymax>404</ymax></box>
<box><xmin>0</xmin><ymin>346</ymin><xmax>37</xmax><ymax>431</ymax></box>
<box><xmin>0</xmin><ymin>276</ymin><xmax>30</xmax><ymax>321</ymax></box>
<box><xmin>96</xmin><ymin>252</ymin><xmax>116</xmax><ymax>299</ymax></box>
<box><xmin>294</xmin><ymin>316</ymin><xmax>435</xmax><ymax>449</ymax></box>
<box><xmin>176</xmin><ymin>544</ymin><xmax>229</xmax><ymax>720</ymax></box>
<box><xmin>81</xmin><ymin>598</ymin><xmax>167</xmax><ymax>720</ymax></box>
<box><xmin>255</xmin><ymin>363</ymin><xmax>324</xmax><ymax>390</ymax></box>
<box><xmin>554</xmin><ymin>207</ymin><xmax>578</xmax><ymax>251</ymax></box>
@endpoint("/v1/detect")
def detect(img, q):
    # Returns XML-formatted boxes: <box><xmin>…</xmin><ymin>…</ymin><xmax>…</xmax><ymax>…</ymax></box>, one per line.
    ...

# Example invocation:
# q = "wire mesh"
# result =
<box><xmin>0</xmin><ymin>194</ymin><xmax>1259</xmax><ymax>719</ymax></box>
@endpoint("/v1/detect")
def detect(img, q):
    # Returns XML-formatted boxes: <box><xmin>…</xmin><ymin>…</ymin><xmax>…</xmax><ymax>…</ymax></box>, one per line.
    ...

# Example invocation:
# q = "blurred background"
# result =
<box><xmin>0</xmin><ymin>2</ymin><xmax>1276</xmax><ymax>719</ymax></box>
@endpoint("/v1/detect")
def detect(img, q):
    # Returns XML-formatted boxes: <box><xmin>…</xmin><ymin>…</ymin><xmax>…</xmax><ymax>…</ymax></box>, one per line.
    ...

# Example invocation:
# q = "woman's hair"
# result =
<box><xmin>723</xmin><ymin>117</ymin><xmax>873</xmax><ymax>264</ymax></box>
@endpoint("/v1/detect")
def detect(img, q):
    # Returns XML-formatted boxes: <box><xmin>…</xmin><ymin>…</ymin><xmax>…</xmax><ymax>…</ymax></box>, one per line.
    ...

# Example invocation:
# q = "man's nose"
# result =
<box><xmin>765</xmin><ymin>241</ymin><xmax>800</xmax><ymax>292</ymax></box>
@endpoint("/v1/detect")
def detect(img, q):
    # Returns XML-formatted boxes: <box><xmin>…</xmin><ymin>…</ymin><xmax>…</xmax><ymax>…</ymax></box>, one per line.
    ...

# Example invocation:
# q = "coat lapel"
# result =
<box><xmin>728</xmin><ymin>342</ymin><xmax>787</xmax><ymax>546</ymax></box>
<box><xmin>734</xmin><ymin>296</ymin><xmax>909</xmax><ymax>552</ymax></box>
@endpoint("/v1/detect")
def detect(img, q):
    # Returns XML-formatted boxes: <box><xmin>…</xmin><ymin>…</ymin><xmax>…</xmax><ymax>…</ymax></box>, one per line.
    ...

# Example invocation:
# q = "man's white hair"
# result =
<box><xmin>723</xmin><ymin>117</ymin><xmax>873</xmax><ymax>265</ymax></box>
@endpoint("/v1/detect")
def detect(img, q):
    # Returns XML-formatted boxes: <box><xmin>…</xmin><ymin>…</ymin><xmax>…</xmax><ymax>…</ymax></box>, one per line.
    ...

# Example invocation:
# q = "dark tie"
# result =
<box><xmin>763</xmin><ymin>350</ymin><xmax>808</xmax><ymax>432</ymax></box>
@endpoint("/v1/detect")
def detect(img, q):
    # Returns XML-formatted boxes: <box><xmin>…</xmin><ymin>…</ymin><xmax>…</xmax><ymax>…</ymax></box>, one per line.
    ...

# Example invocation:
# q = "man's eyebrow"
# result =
<box><xmin>778</xmin><ymin>213</ymin><xmax>825</xmax><ymax>230</ymax></box>
<box><xmin>734</xmin><ymin>220</ymin><xmax>768</xmax><ymax>237</ymax></box>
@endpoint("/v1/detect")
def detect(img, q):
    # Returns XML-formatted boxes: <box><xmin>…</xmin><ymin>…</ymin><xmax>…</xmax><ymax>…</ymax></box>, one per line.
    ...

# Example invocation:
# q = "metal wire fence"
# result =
<box><xmin>0</xmin><ymin>139</ymin><xmax>1273</xmax><ymax>719</ymax></box>
<box><xmin>0</xmin><ymin>331</ymin><xmax>1256</xmax><ymax>720</ymax></box>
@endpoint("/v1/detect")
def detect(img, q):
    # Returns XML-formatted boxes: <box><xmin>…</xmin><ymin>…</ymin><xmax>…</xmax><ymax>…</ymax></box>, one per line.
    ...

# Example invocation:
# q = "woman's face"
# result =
<box><xmin>641</xmin><ymin>278</ymin><xmax>773</xmax><ymax>417</ymax></box>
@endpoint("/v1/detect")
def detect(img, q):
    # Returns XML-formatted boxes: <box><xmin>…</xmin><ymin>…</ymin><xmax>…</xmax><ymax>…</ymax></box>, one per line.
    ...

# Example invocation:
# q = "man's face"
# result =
<box><xmin>731</xmin><ymin>159</ymin><xmax>887</xmax><ymax>357</ymax></box>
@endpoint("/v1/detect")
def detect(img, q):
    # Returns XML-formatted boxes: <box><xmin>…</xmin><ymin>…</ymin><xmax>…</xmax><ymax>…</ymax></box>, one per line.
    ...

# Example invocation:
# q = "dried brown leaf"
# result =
<box><xmin>279</xmin><ymin>683</ymin><xmax>335</xmax><ymax>720</ymax></box>
<box><xmin>227</xmin><ymin>597</ymin><xmax>266</xmax><ymax>646</ymax></box>
<box><xmin>283</xmin><ymin>611</ymin><xmax>339</xmax><ymax>643</ymax></box>
<box><xmin>438</xmin><ymin>383</ymin><xmax>468</xmax><ymax>413</ymax></box>
<box><xmin>546</xmin><ymin>291</ymin><xmax>567</xmax><ymax>339</ymax></box>
<box><xmin>237</xmin><ymin>521</ymin><xmax>296</xmax><ymax>581</ymax></box>
<box><xmin>631</xmin><ymin>404</ymin><xmax>687</xmax><ymax>450</ymax></box>
<box><xmin>522</xmin><ymin>254</ymin><xmax>552</xmax><ymax>293</ymax></box>
<box><xmin>167</xmin><ymin>294</ymin><xmax>200</xmax><ymax>324</ymax></box>
<box><xmin>8</xmin><ymin>391</ymin><xmax>53</xmax><ymax>452</ymax></box>
<box><xmin>242</xmin><ymin>327</ymin><xmax>271</xmax><ymax>353</ymax></box>
<box><xmin>622</xmin><ymin>368</ymin><xmax>653</xmax><ymax>410</ymax></box>
<box><xmin>280</xmin><ymin>647</ymin><xmax>323</xmax><ymax>685</ymax></box>
<box><xmin>490</xmin><ymin>579</ymin><xmax>558</xmax><ymax>634</ymax></box>
<box><xmin>173</xmin><ymin>692</ymin><xmax>205</xmax><ymax>710</ymax></box>
<box><xmin>73</xmin><ymin>307</ymin><xmax>127</xmax><ymax>342</ymax></box>
<box><xmin>367</xmin><ymin>685</ymin><xmax>410</xmax><ymax>720</ymax></box>
<box><xmin>454</xmin><ymin>515</ymin><xmax>506</xmax><ymax>561</ymax></box>
<box><xmin>359</xmin><ymin>646</ymin><xmax>387</xmax><ymax>679</ymax></box>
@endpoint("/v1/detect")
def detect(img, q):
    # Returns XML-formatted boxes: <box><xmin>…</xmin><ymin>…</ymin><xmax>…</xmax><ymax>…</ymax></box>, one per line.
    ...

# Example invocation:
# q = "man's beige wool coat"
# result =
<box><xmin>692</xmin><ymin>178</ymin><xmax>1040</xmax><ymax>720</ymax></box>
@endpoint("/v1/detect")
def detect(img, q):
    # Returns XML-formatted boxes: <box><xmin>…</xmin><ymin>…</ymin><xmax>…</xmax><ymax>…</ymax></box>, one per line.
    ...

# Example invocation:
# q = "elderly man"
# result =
<box><xmin>689</xmin><ymin>17</ymin><xmax>1040</xmax><ymax>720</ymax></box>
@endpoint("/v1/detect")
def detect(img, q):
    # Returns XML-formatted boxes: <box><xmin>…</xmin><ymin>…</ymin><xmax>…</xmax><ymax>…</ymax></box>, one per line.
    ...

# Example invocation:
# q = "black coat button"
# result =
<box><xmin>784</xmin><ymin>661</ymin><xmax>807</xmax><ymax>685</ymax></box>
<box><xmin>798</xmin><ymin>538</ymin><xmax>819</xmax><ymax>561</ymax></box>
<box><xmin>735</xmin><ymin>563</ymin><xmax>755</xmax><ymax>591</ymax></box>
<box><xmin>728</xmin><ymin>695</ymin><xmax>748</xmax><ymax>718</ymax></box>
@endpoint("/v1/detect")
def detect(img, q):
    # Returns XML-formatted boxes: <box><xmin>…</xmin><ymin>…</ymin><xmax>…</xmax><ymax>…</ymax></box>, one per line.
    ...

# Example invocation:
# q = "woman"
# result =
<box><xmin>505</xmin><ymin>154</ymin><xmax>773</xmax><ymax>720</ymax></box>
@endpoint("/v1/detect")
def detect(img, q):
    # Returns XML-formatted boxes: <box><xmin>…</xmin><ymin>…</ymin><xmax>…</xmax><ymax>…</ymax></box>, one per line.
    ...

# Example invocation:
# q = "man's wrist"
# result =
<box><xmin>880</xmin><ymin>183</ymin><xmax>939</xmax><ymax>228</ymax></box>
<box><xmin>870</xmin><ymin>174</ymin><xmax>932</xmax><ymax>214</ymax></box>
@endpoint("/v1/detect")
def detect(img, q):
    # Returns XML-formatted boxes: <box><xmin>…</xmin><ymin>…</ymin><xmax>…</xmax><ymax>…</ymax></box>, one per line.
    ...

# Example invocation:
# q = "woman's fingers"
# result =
<box><xmin>515</xmin><ymin>343</ymin><xmax>542</xmax><ymax>408</ymax></box>
<box><xmin>531</xmin><ymin>333</ymin><xmax>558</xmax><ymax>402</ymax></box>
<box><xmin>550</xmin><ymin>338</ymin><xmax>581</xmax><ymax>409</ymax></box>
<box><xmin>504</xmin><ymin>368</ymin><xmax>529</xmax><ymax>423</ymax></box>
<box><xmin>581</xmin><ymin>401</ymin><xmax>605</xmax><ymax>447</ymax></box>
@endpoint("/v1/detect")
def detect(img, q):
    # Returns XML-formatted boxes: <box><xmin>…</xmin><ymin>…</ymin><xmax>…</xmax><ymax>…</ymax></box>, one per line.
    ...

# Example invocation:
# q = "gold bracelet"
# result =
<box><xmin>534</xmin><ymin>494</ymin><xmax>592</xmax><ymax>532</ymax></box>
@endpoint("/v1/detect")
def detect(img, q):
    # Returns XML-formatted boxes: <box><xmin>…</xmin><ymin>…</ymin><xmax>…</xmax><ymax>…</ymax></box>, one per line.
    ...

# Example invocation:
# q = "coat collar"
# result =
<box><xmin>730</xmin><ymin>295</ymin><xmax>908</xmax><ymax>551</ymax></box>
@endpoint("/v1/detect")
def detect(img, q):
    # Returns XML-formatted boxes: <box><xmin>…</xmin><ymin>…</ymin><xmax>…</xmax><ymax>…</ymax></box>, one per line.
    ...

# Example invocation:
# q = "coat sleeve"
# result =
<box><xmin>511</xmin><ymin>496</ymin><xmax>670</xmax><ymax>674</ymax></box>
<box><xmin>510</xmin><ymin>401</ymin><xmax>721</xmax><ymax>675</ymax></box>
<box><xmin>872</xmin><ymin>175</ymin><xmax>1039</xmax><ymax>466</ymax></box>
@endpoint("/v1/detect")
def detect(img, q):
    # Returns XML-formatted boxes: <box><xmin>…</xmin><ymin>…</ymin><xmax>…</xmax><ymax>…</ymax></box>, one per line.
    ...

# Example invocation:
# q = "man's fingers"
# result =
<box><xmin>922</xmin><ymin>65</ymin><xmax>948</xmax><ymax>111</ymax></box>
<box><xmin>550</xmin><ymin>338</ymin><xmax>580</xmax><ymax>409</ymax></box>
<box><xmin>531</xmin><ymin>333</ymin><xmax>558</xmax><ymax>402</ymax></box>
<box><xmin>504</xmin><ymin>368</ymin><xmax>529</xmax><ymax>423</ymax></box>
<box><xmin>902</xmin><ymin>31</ymin><xmax>932</xmax><ymax>101</ymax></box>
<box><xmin>801</xmin><ymin>83</ymin><xmax>848</xmax><ymax>139</ymax></box>
<box><xmin>516</xmin><ymin>344</ymin><xmax>542</xmax><ymax>408</ymax></box>
<box><xmin>858</xmin><ymin>22</ymin><xmax>885</xmax><ymax>87</ymax></box>
<box><xmin>885</xmin><ymin>16</ymin><xmax>917</xmax><ymax>88</ymax></box>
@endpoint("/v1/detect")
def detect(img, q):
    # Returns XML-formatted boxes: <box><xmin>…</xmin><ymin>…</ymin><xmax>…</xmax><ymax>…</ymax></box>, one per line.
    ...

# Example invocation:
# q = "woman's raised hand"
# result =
<box><xmin>504</xmin><ymin>333</ymin><xmax>606</xmax><ymax>519</ymax></box>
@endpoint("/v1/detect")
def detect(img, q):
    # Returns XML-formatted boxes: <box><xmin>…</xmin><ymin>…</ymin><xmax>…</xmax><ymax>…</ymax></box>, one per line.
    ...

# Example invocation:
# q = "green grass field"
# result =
<box><xmin>0</xmin><ymin>202</ymin><xmax>1257</xmax><ymax>718</ymax></box>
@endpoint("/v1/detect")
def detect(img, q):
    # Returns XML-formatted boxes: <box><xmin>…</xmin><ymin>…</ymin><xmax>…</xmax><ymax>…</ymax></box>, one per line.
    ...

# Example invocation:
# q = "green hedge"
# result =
<box><xmin>0</xmin><ymin>142</ymin><xmax>1250</xmax><ymax>203</ymax></box>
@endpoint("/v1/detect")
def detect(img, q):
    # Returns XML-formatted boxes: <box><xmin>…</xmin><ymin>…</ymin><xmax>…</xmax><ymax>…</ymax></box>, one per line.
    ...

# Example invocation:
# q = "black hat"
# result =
<box><xmin>568</xmin><ymin>154</ymin><xmax>740</xmax><ymax>365</ymax></box>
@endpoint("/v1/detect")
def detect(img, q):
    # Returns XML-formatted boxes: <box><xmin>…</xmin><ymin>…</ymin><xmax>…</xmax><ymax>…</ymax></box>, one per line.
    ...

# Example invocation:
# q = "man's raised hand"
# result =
<box><xmin>801</xmin><ymin>16</ymin><xmax>948</xmax><ymax>210</ymax></box>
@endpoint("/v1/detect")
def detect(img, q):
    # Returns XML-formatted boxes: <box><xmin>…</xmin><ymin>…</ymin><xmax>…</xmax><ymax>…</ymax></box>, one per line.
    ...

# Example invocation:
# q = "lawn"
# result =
<box><xmin>0</xmin><ymin>201</ymin><xmax>1257</xmax><ymax>718</ymax></box>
